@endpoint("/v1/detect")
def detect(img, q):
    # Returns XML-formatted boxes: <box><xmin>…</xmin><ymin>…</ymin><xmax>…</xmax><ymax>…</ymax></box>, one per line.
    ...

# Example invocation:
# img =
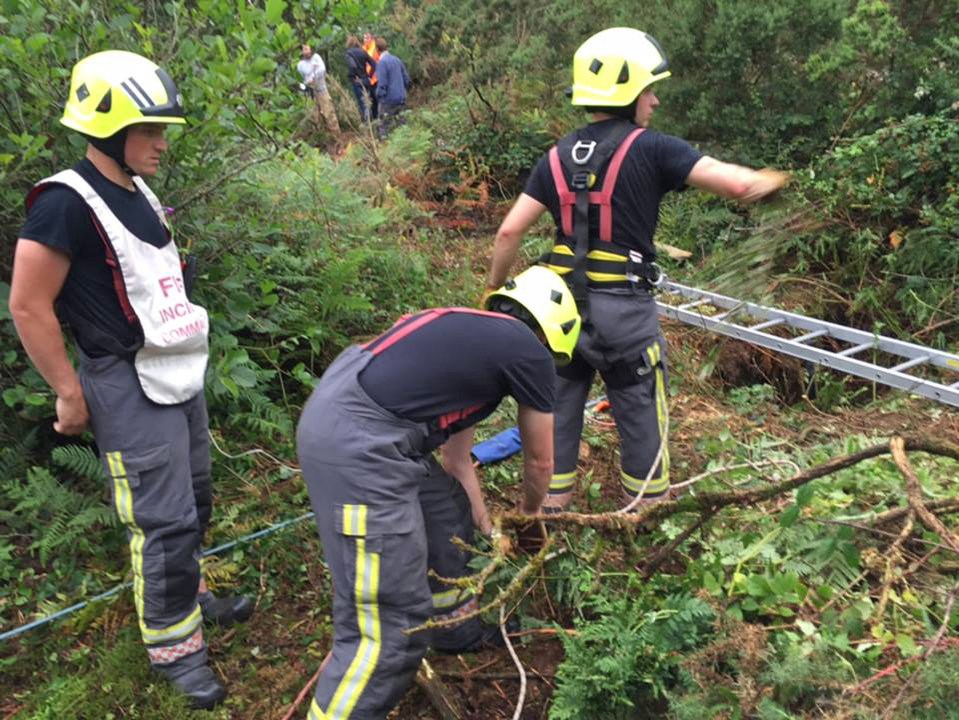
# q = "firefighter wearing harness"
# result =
<box><xmin>8</xmin><ymin>51</ymin><xmax>252</xmax><ymax>709</ymax></box>
<box><xmin>296</xmin><ymin>266</ymin><xmax>580</xmax><ymax>720</ymax></box>
<box><xmin>487</xmin><ymin>28</ymin><xmax>789</xmax><ymax>511</ymax></box>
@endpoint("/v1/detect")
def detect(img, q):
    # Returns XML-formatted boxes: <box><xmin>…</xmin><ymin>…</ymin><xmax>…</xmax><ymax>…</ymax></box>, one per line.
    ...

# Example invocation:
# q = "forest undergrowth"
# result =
<box><xmin>2</xmin><ymin>1</ymin><xmax>958</xmax><ymax>718</ymax></box>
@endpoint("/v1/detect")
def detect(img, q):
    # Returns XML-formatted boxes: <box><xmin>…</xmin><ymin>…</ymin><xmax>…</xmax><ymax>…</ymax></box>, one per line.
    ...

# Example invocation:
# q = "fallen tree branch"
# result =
<box><xmin>500</xmin><ymin>437</ymin><xmax>959</xmax><ymax>530</ymax></box>
<box><xmin>415</xmin><ymin>659</ymin><xmax>466</xmax><ymax>720</ymax></box>
<box><xmin>639</xmin><ymin>511</ymin><xmax>716</xmax><ymax>579</ymax></box>
<box><xmin>405</xmin><ymin>536</ymin><xmax>555</xmax><ymax>636</ymax></box>
<box><xmin>872</xmin><ymin>509</ymin><xmax>915</xmax><ymax>627</ymax></box>
<box><xmin>892</xmin><ymin>437</ymin><xmax>959</xmax><ymax>553</ymax></box>
<box><xmin>878</xmin><ymin>584</ymin><xmax>959</xmax><ymax>720</ymax></box>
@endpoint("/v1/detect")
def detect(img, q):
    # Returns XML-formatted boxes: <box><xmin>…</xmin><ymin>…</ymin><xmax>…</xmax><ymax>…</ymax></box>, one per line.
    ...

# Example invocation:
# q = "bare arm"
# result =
<box><xmin>487</xmin><ymin>193</ymin><xmax>548</xmax><ymax>290</ymax></box>
<box><xmin>441</xmin><ymin>427</ymin><xmax>492</xmax><ymax>535</ymax></box>
<box><xmin>516</xmin><ymin>404</ymin><xmax>553</xmax><ymax>514</ymax></box>
<box><xmin>8</xmin><ymin>239</ymin><xmax>88</xmax><ymax>435</ymax></box>
<box><xmin>686</xmin><ymin>156</ymin><xmax>789</xmax><ymax>203</ymax></box>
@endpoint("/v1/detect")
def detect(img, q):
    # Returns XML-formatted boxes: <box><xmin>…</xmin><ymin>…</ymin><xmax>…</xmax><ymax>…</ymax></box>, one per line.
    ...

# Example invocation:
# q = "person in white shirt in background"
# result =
<box><xmin>297</xmin><ymin>43</ymin><xmax>341</xmax><ymax>140</ymax></box>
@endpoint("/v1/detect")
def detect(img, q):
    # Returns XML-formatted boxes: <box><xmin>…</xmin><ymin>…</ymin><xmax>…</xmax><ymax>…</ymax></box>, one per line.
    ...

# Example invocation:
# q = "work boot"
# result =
<box><xmin>198</xmin><ymin>591</ymin><xmax>254</xmax><ymax>627</ymax></box>
<box><xmin>432</xmin><ymin>615</ymin><xmax>520</xmax><ymax>654</ymax></box>
<box><xmin>156</xmin><ymin>661</ymin><xmax>227</xmax><ymax>710</ymax></box>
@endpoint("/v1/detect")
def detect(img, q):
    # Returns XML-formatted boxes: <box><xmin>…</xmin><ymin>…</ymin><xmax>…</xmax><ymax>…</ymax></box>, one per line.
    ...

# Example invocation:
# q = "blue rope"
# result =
<box><xmin>0</xmin><ymin>511</ymin><xmax>315</xmax><ymax>643</ymax></box>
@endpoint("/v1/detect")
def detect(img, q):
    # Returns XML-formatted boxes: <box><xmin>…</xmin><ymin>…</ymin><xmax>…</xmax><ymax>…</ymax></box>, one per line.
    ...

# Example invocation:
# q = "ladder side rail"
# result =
<box><xmin>656</xmin><ymin>304</ymin><xmax>959</xmax><ymax>408</ymax></box>
<box><xmin>659</xmin><ymin>282</ymin><xmax>959</xmax><ymax>373</ymax></box>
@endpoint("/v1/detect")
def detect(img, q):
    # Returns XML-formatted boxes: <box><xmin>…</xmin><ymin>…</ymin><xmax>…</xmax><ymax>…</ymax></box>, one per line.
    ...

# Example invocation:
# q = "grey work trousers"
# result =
<box><xmin>80</xmin><ymin>353</ymin><xmax>211</xmax><ymax>669</ymax></box>
<box><xmin>551</xmin><ymin>290</ymin><xmax>670</xmax><ymax>499</ymax></box>
<box><xmin>297</xmin><ymin>345</ymin><xmax>481</xmax><ymax>720</ymax></box>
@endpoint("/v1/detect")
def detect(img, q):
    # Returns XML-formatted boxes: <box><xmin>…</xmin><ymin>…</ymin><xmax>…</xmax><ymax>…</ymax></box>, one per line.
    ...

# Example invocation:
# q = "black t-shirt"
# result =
<box><xmin>19</xmin><ymin>159</ymin><xmax>169</xmax><ymax>358</ymax></box>
<box><xmin>359</xmin><ymin>310</ymin><xmax>555</xmax><ymax>445</ymax></box>
<box><xmin>345</xmin><ymin>47</ymin><xmax>374</xmax><ymax>81</ymax></box>
<box><xmin>524</xmin><ymin>120</ymin><xmax>703</xmax><ymax>259</ymax></box>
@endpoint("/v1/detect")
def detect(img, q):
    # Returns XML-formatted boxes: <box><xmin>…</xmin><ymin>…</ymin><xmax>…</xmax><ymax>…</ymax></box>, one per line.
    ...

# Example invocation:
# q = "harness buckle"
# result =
<box><xmin>625</xmin><ymin>250</ymin><xmax>666</xmax><ymax>289</ymax></box>
<box><xmin>570</xmin><ymin>140</ymin><xmax>596</xmax><ymax>165</ymax></box>
<box><xmin>570</xmin><ymin>170</ymin><xmax>592</xmax><ymax>190</ymax></box>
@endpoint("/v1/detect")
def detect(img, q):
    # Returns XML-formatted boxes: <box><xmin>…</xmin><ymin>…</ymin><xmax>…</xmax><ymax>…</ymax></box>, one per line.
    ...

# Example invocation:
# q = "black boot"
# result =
<box><xmin>432</xmin><ymin>615</ymin><xmax>520</xmax><ymax>654</ymax></box>
<box><xmin>156</xmin><ymin>661</ymin><xmax>227</xmax><ymax>710</ymax></box>
<box><xmin>198</xmin><ymin>591</ymin><xmax>254</xmax><ymax>627</ymax></box>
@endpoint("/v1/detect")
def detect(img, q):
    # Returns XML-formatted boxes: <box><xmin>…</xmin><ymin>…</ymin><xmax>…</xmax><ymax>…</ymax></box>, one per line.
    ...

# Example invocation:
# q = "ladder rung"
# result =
<box><xmin>750</xmin><ymin>318</ymin><xmax>785</xmax><ymax>331</ymax></box>
<box><xmin>677</xmin><ymin>299</ymin><xmax>710</xmax><ymax>311</ymax></box>
<box><xmin>889</xmin><ymin>356</ymin><xmax>929</xmax><ymax>373</ymax></box>
<box><xmin>838</xmin><ymin>342</ymin><xmax>874</xmax><ymax>357</ymax></box>
<box><xmin>794</xmin><ymin>329</ymin><xmax>829</xmax><ymax>344</ymax></box>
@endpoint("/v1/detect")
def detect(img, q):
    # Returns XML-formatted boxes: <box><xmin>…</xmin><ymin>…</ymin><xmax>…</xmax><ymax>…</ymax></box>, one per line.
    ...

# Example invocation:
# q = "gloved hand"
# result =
<box><xmin>515</xmin><ymin>519</ymin><xmax>548</xmax><ymax>555</ymax></box>
<box><xmin>742</xmin><ymin>168</ymin><xmax>790</xmax><ymax>203</ymax></box>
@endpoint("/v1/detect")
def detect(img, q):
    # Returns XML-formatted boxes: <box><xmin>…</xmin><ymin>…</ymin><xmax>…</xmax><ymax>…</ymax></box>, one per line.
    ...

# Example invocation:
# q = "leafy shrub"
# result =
<box><xmin>550</xmin><ymin>589</ymin><xmax>715</xmax><ymax>719</ymax></box>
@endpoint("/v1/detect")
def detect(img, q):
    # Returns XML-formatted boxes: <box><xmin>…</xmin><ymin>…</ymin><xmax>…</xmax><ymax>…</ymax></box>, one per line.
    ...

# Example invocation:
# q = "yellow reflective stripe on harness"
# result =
<box><xmin>309</xmin><ymin>698</ymin><xmax>329</xmax><ymax>719</ymax></box>
<box><xmin>106</xmin><ymin>451</ymin><xmax>202</xmax><ymax>644</ymax></box>
<box><xmin>586</xmin><ymin>270</ymin><xmax>629</xmax><ymax>282</ymax></box>
<box><xmin>550</xmin><ymin>470</ymin><xmax>577</xmax><ymax>492</ymax></box>
<box><xmin>544</xmin><ymin>264</ymin><xmax>573</xmax><ymax>275</ymax></box>
<box><xmin>326</xmin><ymin>505</ymin><xmax>381</xmax><ymax>719</ymax></box>
<box><xmin>586</xmin><ymin>249</ymin><xmax>627</xmax><ymax>262</ymax></box>
<box><xmin>552</xmin><ymin>245</ymin><xmax>574</xmax><ymax>256</ymax></box>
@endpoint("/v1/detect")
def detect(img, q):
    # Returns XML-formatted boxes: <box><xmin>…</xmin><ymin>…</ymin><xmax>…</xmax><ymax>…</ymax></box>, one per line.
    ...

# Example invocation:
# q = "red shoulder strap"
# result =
<box><xmin>362</xmin><ymin>307</ymin><xmax>516</xmax><ymax>356</ymax></box>
<box><xmin>548</xmin><ymin>127</ymin><xmax>645</xmax><ymax>243</ymax></box>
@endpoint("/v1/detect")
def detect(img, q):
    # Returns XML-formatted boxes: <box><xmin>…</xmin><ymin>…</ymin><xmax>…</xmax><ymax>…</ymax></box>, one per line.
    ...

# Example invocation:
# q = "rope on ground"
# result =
<box><xmin>501</xmin><ymin>604</ymin><xmax>527</xmax><ymax>720</ymax></box>
<box><xmin>0</xmin><ymin>511</ymin><xmax>315</xmax><ymax>643</ymax></box>
<box><xmin>280</xmin><ymin>666</ymin><xmax>322</xmax><ymax>720</ymax></box>
<box><xmin>208</xmin><ymin>430</ymin><xmax>301</xmax><ymax>474</ymax></box>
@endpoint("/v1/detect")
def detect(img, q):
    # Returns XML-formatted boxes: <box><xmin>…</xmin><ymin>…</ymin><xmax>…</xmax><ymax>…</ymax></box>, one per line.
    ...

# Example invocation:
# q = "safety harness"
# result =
<box><xmin>362</xmin><ymin>308</ymin><xmax>519</xmax><ymax>444</ymax></box>
<box><xmin>541</xmin><ymin>120</ymin><xmax>663</xmax><ymax>320</ymax></box>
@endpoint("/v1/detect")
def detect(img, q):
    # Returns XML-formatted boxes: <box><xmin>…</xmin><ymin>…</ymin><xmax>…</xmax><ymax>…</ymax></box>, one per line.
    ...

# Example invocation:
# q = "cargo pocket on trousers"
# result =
<box><xmin>102</xmin><ymin>444</ymin><xmax>172</xmax><ymax>529</ymax></box>
<box><xmin>335</xmin><ymin>501</ymin><xmax>428</xmax><ymax>621</ymax></box>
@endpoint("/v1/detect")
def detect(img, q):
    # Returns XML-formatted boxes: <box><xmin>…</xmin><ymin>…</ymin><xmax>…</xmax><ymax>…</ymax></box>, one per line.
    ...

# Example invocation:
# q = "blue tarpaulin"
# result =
<box><xmin>471</xmin><ymin>427</ymin><xmax>522</xmax><ymax>465</ymax></box>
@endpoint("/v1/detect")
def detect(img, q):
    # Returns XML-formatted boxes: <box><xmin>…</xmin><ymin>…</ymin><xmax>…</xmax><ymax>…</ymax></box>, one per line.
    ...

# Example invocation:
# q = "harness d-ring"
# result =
<box><xmin>571</xmin><ymin>140</ymin><xmax>596</xmax><ymax>165</ymax></box>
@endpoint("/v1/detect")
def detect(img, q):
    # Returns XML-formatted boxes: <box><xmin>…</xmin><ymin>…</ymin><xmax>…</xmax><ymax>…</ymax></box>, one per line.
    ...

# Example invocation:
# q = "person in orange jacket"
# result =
<box><xmin>362</xmin><ymin>31</ymin><xmax>381</xmax><ymax>120</ymax></box>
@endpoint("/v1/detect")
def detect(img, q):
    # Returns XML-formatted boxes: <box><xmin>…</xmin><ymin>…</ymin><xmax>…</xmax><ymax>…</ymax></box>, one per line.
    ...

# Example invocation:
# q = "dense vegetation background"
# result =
<box><xmin>1</xmin><ymin>0</ymin><xmax>957</xmax><ymax>717</ymax></box>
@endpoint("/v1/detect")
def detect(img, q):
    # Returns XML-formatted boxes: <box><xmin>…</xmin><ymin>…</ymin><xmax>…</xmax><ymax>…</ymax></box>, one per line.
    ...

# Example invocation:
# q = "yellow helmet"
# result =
<box><xmin>61</xmin><ymin>50</ymin><xmax>186</xmax><ymax>138</ymax></box>
<box><xmin>570</xmin><ymin>28</ymin><xmax>671</xmax><ymax>107</ymax></box>
<box><xmin>485</xmin><ymin>267</ymin><xmax>582</xmax><ymax>366</ymax></box>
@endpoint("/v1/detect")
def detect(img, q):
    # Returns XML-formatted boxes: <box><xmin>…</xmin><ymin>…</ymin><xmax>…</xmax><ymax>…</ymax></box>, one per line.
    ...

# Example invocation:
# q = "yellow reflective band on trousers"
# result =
<box><xmin>549</xmin><ymin>470</ymin><xmax>577</xmax><ymax>492</ymax></box>
<box><xmin>432</xmin><ymin>586</ymin><xmax>474</xmax><ymax>610</ymax></box>
<box><xmin>106</xmin><ymin>451</ymin><xmax>202</xmax><ymax>645</ymax></box>
<box><xmin>325</xmin><ymin>505</ymin><xmax>382</xmax><ymax>719</ymax></box>
<box><xmin>308</xmin><ymin>699</ymin><xmax>329</xmax><ymax>720</ymax></box>
<box><xmin>619</xmin><ymin>342</ymin><xmax>670</xmax><ymax>496</ymax></box>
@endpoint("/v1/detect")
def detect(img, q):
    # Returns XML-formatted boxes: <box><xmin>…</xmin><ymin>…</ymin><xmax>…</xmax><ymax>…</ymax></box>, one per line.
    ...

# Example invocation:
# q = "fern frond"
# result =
<box><xmin>51</xmin><ymin>445</ymin><xmax>104</xmax><ymax>482</ymax></box>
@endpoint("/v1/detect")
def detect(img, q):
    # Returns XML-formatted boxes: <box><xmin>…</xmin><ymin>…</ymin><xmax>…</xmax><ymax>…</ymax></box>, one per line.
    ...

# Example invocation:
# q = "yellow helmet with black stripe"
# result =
<box><xmin>570</xmin><ymin>28</ymin><xmax>671</xmax><ymax>107</ymax></box>
<box><xmin>61</xmin><ymin>50</ymin><xmax>186</xmax><ymax>138</ymax></box>
<box><xmin>485</xmin><ymin>266</ymin><xmax>582</xmax><ymax>366</ymax></box>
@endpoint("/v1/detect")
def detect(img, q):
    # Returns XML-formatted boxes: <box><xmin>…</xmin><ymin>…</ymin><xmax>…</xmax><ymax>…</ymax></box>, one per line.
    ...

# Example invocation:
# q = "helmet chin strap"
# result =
<box><xmin>86</xmin><ymin>128</ymin><xmax>135</xmax><ymax>176</ymax></box>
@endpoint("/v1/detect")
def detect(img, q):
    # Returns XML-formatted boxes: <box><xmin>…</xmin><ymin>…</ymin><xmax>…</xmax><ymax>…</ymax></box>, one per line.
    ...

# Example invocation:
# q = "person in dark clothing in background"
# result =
<box><xmin>373</xmin><ymin>36</ymin><xmax>411</xmax><ymax>140</ymax></box>
<box><xmin>345</xmin><ymin>35</ymin><xmax>376</xmax><ymax>123</ymax></box>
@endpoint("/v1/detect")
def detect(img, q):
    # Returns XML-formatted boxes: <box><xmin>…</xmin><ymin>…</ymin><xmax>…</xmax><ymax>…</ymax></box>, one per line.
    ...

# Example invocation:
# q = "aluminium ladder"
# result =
<box><xmin>655</xmin><ymin>280</ymin><xmax>959</xmax><ymax>408</ymax></box>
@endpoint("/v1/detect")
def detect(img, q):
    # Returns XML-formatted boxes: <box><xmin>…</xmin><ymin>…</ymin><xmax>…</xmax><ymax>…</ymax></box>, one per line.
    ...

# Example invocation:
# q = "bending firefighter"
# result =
<box><xmin>487</xmin><ymin>27</ymin><xmax>789</xmax><ymax>511</ymax></box>
<box><xmin>296</xmin><ymin>267</ymin><xmax>580</xmax><ymax>719</ymax></box>
<box><xmin>8</xmin><ymin>51</ymin><xmax>251</xmax><ymax>709</ymax></box>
